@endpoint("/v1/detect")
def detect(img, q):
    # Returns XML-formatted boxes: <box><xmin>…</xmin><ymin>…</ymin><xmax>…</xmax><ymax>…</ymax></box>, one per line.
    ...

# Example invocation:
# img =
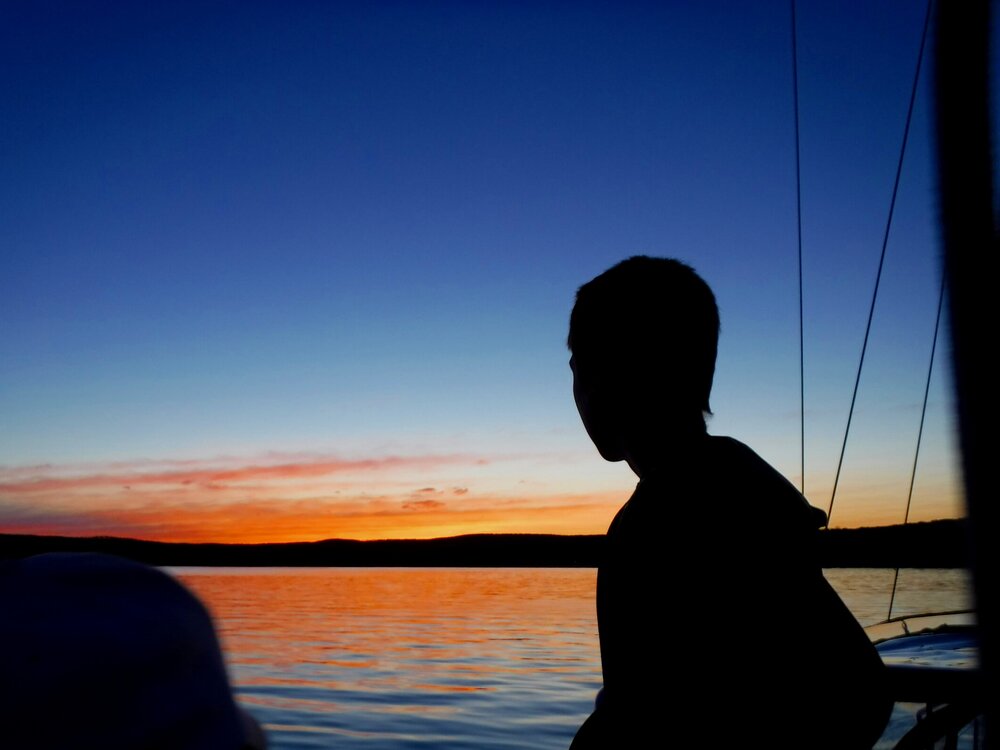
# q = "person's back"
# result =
<box><xmin>566</xmin><ymin>257</ymin><xmax>890</xmax><ymax>748</ymax></box>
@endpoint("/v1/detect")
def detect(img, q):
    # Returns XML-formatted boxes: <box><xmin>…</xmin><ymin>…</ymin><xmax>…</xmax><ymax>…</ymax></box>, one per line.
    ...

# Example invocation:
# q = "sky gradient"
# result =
<box><xmin>1</xmin><ymin>1</ymin><xmax>978</xmax><ymax>542</ymax></box>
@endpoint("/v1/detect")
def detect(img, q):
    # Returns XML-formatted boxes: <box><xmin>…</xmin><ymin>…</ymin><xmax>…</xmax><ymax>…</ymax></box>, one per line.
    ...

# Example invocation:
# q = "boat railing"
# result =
<box><xmin>868</xmin><ymin>611</ymin><xmax>983</xmax><ymax>749</ymax></box>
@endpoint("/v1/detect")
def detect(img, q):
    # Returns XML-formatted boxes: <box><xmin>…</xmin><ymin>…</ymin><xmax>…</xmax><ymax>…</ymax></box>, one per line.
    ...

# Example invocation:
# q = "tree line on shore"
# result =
<box><xmin>0</xmin><ymin>519</ymin><xmax>968</xmax><ymax>568</ymax></box>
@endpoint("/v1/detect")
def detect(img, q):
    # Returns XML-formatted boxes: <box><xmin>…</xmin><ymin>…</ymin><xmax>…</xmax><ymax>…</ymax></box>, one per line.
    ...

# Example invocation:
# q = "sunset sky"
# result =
<box><xmin>1</xmin><ymin>1</ymin><xmax>975</xmax><ymax>542</ymax></box>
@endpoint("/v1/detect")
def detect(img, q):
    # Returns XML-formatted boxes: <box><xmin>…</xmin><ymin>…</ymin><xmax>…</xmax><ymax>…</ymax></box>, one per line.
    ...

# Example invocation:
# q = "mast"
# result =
<box><xmin>934</xmin><ymin>0</ymin><xmax>996</xmax><ymax>742</ymax></box>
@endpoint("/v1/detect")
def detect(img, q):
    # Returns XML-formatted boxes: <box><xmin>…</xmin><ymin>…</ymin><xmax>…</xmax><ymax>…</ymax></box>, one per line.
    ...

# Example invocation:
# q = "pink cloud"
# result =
<box><xmin>402</xmin><ymin>499</ymin><xmax>446</xmax><ymax>511</ymax></box>
<box><xmin>0</xmin><ymin>449</ymin><xmax>643</xmax><ymax>542</ymax></box>
<box><xmin>0</xmin><ymin>453</ymin><xmax>487</xmax><ymax>496</ymax></box>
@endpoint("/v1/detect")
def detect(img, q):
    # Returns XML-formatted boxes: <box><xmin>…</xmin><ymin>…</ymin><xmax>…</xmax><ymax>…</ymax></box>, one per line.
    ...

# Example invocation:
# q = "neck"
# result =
<box><xmin>623</xmin><ymin>424</ymin><xmax>708</xmax><ymax>479</ymax></box>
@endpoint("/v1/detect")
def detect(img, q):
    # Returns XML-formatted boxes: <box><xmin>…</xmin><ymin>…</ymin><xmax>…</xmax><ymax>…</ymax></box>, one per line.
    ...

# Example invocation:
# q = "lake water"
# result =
<box><xmin>174</xmin><ymin>567</ymin><xmax>973</xmax><ymax>749</ymax></box>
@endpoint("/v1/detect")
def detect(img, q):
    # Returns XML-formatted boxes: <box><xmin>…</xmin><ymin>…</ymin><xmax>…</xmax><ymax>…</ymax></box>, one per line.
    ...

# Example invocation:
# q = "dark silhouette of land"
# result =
<box><xmin>0</xmin><ymin>519</ymin><xmax>968</xmax><ymax>568</ymax></box>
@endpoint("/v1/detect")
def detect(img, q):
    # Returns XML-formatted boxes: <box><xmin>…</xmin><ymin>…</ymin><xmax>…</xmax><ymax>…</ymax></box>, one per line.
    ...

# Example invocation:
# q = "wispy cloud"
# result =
<box><xmin>402</xmin><ymin>499</ymin><xmax>446</xmax><ymax>511</ymax></box>
<box><xmin>0</xmin><ymin>453</ymin><xmax>486</xmax><ymax>496</ymax></box>
<box><xmin>0</xmin><ymin>450</ymin><xmax>629</xmax><ymax>542</ymax></box>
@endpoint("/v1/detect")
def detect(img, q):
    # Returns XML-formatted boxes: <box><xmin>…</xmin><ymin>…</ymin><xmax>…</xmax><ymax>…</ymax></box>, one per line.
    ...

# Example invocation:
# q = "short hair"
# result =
<box><xmin>568</xmin><ymin>256</ymin><xmax>719</xmax><ymax>415</ymax></box>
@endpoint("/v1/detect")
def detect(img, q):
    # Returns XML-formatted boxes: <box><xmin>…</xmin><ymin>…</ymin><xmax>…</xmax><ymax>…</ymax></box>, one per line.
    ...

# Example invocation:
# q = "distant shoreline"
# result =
<box><xmin>0</xmin><ymin>519</ymin><xmax>968</xmax><ymax>568</ymax></box>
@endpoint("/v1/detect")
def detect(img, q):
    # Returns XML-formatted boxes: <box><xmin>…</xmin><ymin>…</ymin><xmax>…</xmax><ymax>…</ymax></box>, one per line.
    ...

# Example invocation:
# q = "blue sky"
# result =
<box><xmin>0</xmin><ymin>1</ymin><xmax>977</xmax><ymax>540</ymax></box>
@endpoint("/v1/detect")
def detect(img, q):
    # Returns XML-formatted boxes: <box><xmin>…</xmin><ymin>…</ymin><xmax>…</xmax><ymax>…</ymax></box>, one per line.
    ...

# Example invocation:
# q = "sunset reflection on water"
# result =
<box><xmin>174</xmin><ymin>567</ymin><xmax>971</xmax><ymax>749</ymax></box>
<box><xmin>177</xmin><ymin>567</ymin><xmax>601</xmax><ymax>749</ymax></box>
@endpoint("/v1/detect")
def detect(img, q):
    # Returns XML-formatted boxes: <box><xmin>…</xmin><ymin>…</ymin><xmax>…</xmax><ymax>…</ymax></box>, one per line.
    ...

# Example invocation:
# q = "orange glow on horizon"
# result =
<box><xmin>0</xmin><ymin>450</ymin><xmax>963</xmax><ymax>543</ymax></box>
<box><xmin>1</xmin><ymin>492</ymin><xmax>625</xmax><ymax>543</ymax></box>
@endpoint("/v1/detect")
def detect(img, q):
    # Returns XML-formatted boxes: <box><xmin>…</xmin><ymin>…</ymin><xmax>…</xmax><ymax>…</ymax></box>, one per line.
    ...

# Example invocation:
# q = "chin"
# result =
<box><xmin>595</xmin><ymin>444</ymin><xmax>626</xmax><ymax>463</ymax></box>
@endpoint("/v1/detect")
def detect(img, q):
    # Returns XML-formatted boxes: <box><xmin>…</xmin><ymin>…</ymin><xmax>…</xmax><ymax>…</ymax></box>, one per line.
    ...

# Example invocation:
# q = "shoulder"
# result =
<box><xmin>705</xmin><ymin>434</ymin><xmax>779</xmax><ymax>473</ymax></box>
<box><xmin>705</xmin><ymin>435</ymin><xmax>827</xmax><ymax>530</ymax></box>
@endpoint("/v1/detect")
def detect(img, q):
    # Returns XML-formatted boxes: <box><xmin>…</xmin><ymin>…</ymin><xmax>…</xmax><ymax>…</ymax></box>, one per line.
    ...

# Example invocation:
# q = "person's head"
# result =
<box><xmin>568</xmin><ymin>256</ymin><xmax>719</xmax><ymax>461</ymax></box>
<box><xmin>0</xmin><ymin>553</ymin><xmax>267</xmax><ymax>750</ymax></box>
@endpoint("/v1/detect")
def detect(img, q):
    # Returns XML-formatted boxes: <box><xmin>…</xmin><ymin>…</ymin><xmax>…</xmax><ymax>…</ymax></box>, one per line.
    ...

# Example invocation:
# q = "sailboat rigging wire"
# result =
<box><xmin>790</xmin><ymin>0</ymin><xmax>805</xmax><ymax>496</ymax></box>
<box><xmin>887</xmin><ymin>269</ymin><xmax>947</xmax><ymax>620</ymax></box>
<box><xmin>825</xmin><ymin>0</ymin><xmax>934</xmax><ymax>526</ymax></box>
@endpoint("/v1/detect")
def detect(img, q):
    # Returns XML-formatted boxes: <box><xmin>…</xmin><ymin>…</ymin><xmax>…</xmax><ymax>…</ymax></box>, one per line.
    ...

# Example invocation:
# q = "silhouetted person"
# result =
<box><xmin>0</xmin><ymin>552</ymin><xmax>267</xmax><ymax>750</ymax></box>
<box><xmin>567</xmin><ymin>257</ymin><xmax>890</xmax><ymax>749</ymax></box>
